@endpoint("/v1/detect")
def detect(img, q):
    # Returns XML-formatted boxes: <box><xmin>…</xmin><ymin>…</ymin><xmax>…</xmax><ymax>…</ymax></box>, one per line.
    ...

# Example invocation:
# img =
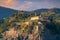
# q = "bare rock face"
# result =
<box><xmin>1</xmin><ymin>21</ymin><xmax>44</xmax><ymax>40</ymax></box>
<box><xmin>2</xmin><ymin>28</ymin><xmax>18</xmax><ymax>40</ymax></box>
<box><xmin>1</xmin><ymin>21</ymin><xmax>60</xmax><ymax>40</ymax></box>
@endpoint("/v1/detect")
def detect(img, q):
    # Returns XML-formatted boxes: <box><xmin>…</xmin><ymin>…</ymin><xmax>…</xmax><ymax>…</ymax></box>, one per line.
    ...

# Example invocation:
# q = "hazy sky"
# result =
<box><xmin>0</xmin><ymin>0</ymin><xmax>60</xmax><ymax>11</ymax></box>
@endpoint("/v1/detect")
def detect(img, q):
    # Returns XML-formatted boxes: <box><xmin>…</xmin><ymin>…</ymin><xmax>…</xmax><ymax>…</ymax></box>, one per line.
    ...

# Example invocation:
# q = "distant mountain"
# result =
<box><xmin>0</xmin><ymin>6</ymin><xmax>60</xmax><ymax>18</ymax></box>
<box><xmin>0</xmin><ymin>6</ymin><xmax>17</xmax><ymax>18</ymax></box>
<box><xmin>50</xmin><ymin>8</ymin><xmax>60</xmax><ymax>13</ymax></box>
<box><xmin>34</xmin><ymin>9</ymin><xmax>49</xmax><ymax>13</ymax></box>
<box><xmin>34</xmin><ymin>8</ymin><xmax>60</xmax><ymax>14</ymax></box>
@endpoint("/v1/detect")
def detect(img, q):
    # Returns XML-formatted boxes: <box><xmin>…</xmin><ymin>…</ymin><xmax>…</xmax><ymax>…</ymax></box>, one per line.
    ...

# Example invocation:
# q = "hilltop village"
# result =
<box><xmin>1</xmin><ymin>12</ymin><xmax>45</xmax><ymax>40</ymax></box>
<box><xmin>0</xmin><ymin>9</ymin><xmax>60</xmax><ymax>40</ymax></box>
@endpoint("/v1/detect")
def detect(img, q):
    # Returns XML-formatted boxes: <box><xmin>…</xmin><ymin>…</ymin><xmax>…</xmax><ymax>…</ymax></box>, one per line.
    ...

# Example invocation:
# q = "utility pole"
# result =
<box><xmin>35</xmin><ymin>12</ymin><xmax>36</xmax><ymax>16</ymax></box>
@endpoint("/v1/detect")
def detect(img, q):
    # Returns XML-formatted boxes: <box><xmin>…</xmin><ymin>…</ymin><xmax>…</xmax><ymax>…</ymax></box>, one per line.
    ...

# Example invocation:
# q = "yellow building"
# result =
<box><xmin>30</xmin><ymin>16</ymin><xmax>39</xmax><ymax>21</ymax></box>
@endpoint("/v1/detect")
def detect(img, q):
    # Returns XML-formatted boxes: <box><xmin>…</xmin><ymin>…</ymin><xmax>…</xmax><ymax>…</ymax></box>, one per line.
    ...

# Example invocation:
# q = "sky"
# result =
<box><xmin>0</xmin><ymin>0</ymin><xmax>60</xmax><ymax>11</ymax></box>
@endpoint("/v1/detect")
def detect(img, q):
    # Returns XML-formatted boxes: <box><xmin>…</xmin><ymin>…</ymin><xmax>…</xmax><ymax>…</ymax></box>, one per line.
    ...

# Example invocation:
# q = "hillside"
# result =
<box><xmin>0</xmin><ymin>7</ymin><xmax>60</xmax><ymax>40</ymax></box>
<box><xmin>0</xmin><ymin>6</ymin><xmax>17</xmax><ymax>18</ymax></box>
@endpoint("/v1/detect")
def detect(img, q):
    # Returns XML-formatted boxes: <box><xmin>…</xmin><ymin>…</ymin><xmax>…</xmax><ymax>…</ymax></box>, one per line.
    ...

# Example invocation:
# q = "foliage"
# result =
<box><xmin>0</xmin><ymin>17</ymin><xmax>10</xmax><ymax>33</ymax></box>
<box><xmin>48</xmin><ymin>14</ymin><xmax>60</xmax><ymax>34</ymax></box>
